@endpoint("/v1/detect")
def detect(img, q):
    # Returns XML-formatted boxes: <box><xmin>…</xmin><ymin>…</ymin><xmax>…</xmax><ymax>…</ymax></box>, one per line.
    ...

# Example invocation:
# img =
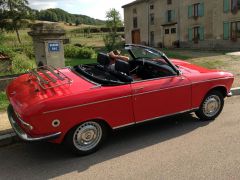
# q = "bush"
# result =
<box><xmin>12</xmin><ymin>54</ymin><xmax>35</xmax><ymax>74</ymax></box>
<box><xmin>64</xmin><ymin>45</ymin><xmax>96</xmax><ymax>59</ymax></box>
<box><xmin>0</xmin><ymin>45</ymin><xmax>15</xmax><ymax>58</ymax></box>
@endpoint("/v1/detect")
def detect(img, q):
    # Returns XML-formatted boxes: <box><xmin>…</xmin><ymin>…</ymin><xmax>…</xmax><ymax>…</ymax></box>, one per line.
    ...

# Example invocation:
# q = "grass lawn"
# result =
<box><xmin>0</xmin><ymin>91</ymin><xmax>9</xmax><ymax>112</ymax></box>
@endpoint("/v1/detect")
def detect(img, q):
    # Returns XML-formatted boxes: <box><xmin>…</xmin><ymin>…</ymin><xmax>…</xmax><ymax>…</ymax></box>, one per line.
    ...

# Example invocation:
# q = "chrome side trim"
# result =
<box><xmin>132</xmin><ymin>75</ymin><xmax>178</xmax><ymax>83</ymax></box>
<box><xmin>134</xmin><ymin>84</ymin><xmax>192</xmax><ymax>96</ymax></box>
<box><xmin>112</xmin><ymin>122</ymin><xmax>135</xmax><ymax>130</ymax></box>
<box><xmin>113</xmin><ymin>108</ymin><xmax>199</xmax><ymax>129</ymax></box>
<box><xmin>43</xmin><ymin>95</ymin><xmax>132</xmax><ymax>114</ymax></box>
<box><xmin>191</xmin><ymin>77</ymin><xmax>233</xmax><ymax>85</ymax></box>
<box><xmin>8</xmin><ymin>105</ymin><xmax>61</xmax><ymax>141</ymax></box>
<box><xmin>135</xmin><ymin>108</ymin><xmax>199</xmax><ymax>125</ymax></box>
<box><xmin>44</xmin><ymin>83</ymin><xmax>192</xmax><ymax>114</ymax></box>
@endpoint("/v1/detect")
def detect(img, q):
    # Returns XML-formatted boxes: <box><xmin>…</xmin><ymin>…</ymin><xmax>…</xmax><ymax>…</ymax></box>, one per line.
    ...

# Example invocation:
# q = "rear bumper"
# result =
<box><xmin>7</xmin><ymin>105</ymin><xmax>61</xmax><ymax>142</ymax></box>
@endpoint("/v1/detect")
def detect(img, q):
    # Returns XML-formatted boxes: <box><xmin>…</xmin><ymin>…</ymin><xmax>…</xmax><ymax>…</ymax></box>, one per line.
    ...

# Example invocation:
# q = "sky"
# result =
<box><xmin>28</xmin><ymin>0</ymin><xmax>135</xmax><ymax>20</ymax></box>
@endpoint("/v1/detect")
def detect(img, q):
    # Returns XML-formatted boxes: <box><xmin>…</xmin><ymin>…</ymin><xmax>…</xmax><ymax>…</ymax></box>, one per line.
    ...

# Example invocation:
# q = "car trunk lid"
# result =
<box><xmin>6</xmin><ymin>67</ymin><xmax>95</xmax><ymax>115</ymax></box>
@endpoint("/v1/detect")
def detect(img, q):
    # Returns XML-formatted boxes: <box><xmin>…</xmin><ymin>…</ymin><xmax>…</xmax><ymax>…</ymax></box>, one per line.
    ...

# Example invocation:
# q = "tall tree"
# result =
<box><xmin>104</xmin><ymin>8</ymin><xmax>123</xmax><ymax>51</ymax></box>
<box><xmin>106</xmin><ymin>8</ymin><xmax>122</xmax><ymax>34</ymax></box>
<box><xmin>0</xmin><ymin>0</ymin><xmax>31</xmax><ymax>44</ymax></box>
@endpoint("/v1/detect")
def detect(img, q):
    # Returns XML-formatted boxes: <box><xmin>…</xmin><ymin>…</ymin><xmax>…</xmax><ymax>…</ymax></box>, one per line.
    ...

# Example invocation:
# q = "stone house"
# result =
<box><xmin>122</xmin><ymin>0</ymin><xmax>240</xmax><ymax>50</ymax></box>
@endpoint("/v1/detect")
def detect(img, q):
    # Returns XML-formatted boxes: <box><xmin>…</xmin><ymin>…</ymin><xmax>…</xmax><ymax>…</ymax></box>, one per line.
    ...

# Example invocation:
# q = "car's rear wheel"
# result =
<box><xmin>195</xmin><ymin>90</ymin><xmax>224</xmax><ymax>121</ymax></box>
<box><xmin>65</xmin><ymin>121</ymin><xmax>106</xmax><ymax>155</ymax></box>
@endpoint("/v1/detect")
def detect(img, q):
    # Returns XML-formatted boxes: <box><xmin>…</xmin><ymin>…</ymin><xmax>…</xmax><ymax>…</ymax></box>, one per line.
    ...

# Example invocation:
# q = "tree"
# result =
<box><xmin>75</xmin><ymin>18</ymin><xmax>81</xmax><ymax>26</ymax></box>
<box><xmin>104</xmin><ymin>8</ymin><xmax>123</xmax><ymax>51</ymax></box>
<box><xmin>106</xmin><ymin>8</ymin><xmax>122</xmax><ymax>34</ymax></box>
<box><xmin>0</xmin><ymin>0</ymin><xmax>31</xmax><ymax>44</ymax></box>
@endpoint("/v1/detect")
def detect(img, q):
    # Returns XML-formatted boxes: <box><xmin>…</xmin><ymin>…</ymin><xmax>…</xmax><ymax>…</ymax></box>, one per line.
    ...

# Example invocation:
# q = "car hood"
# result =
<box><xmin>6</xmin><ymin>68</ymin><xmax>95</xmax><ymax>116</ymax></box>
<box><xmin>171</xmin><ymin>59</ymin><xmax>234</xmax><ymax>83</ymax></box>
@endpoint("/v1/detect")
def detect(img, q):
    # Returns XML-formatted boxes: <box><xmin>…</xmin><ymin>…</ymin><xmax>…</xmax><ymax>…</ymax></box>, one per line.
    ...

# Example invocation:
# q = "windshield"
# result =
<box><xmin>125</xmin><ymin>45</ymin><xmax>164</xmax><ymax>60</ymax></box>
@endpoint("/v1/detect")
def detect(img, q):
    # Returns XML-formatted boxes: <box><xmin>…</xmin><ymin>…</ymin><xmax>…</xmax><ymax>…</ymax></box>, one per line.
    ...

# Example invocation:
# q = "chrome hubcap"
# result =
<box><xmin>73</xmin><ymin>122</ymin><xmax>102</xmax><ymax>151</ymax></box>
<box><xmin>202</xmin><ymin>95</ymin><xmax>221</xmax><ymax>117</ymax></box>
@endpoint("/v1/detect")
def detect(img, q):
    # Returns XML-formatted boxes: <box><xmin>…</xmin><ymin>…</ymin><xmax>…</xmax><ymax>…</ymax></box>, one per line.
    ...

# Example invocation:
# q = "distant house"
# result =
<box><xmin>122</xmin><ymin>0</ymin><xmax>240</xmax><ymax>50</ymax></box>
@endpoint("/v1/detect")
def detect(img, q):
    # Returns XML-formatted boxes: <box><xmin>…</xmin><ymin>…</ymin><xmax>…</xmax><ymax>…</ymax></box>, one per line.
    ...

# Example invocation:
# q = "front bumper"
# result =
<box><xmin>227</xmin><ymin>91</ymin><xmax>232</xmax><ymax>97</ymax></box>
<box><xmin>7</xmin><ymin>105</ymin><xmax>61</xmax><ymax>142</ymax></box>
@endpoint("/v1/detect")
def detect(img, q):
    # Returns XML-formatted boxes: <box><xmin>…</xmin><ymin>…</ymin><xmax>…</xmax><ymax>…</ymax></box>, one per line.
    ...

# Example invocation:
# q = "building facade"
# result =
<box><xmin>122</xmin><ymin>0</ymin><xmax>240</xmax><ymax>49</ymax></box>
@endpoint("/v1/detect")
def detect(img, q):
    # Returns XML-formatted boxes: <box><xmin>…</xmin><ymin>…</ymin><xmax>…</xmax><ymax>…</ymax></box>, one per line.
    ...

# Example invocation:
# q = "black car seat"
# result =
<box><xmin>111</xmin><ymin>60</ymin><xmax>133</xmax><ymax>82</ymax></box>
<box><xmin>97</xmin><ymin>53</ymin><xmax>110</xmax><ymax>67</ymax></box>
<box><xmin>115</xmin><ymin>59</ymin><xmax>130</xmax><ymax>75</ymax></box>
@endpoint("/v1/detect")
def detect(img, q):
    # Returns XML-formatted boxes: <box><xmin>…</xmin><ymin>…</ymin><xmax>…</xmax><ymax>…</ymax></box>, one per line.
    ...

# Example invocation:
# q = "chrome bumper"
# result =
<box><xmin>227</xmin><ymin>91</ymin><xmax>232</xmax><ymax>97</ymax></box>
<box><xmin>7</xmin><ymin>105</ymin><xmax>61</xmax><ymax>142</ymax></box>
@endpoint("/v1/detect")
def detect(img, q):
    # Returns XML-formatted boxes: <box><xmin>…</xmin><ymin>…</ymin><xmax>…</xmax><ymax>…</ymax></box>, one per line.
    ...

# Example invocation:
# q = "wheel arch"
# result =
<box><xmin>62</xmin><ymin>118</ymin><xmax>112</xmax><ymax>143</ymax></box>
<box><xmin>206</xmin><ymin>86</ymin><xmax>228</xmax><ymax>98</ymax></box>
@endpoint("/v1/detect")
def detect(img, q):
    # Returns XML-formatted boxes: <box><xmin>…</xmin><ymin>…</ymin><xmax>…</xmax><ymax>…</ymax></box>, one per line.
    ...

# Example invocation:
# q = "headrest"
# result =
<box><xmin>97</xmin><ymin>53</ymin><xmax>110</xmax><ymax>66</ymax></box>
<box><xmin>115</xmin><ymin>60</ymin><xmax>130</xmax><ymax>75</ymax></box>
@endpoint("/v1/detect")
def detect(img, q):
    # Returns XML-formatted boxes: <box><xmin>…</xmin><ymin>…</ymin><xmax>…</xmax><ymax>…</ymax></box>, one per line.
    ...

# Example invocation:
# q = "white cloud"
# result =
<box><xmin>28</xmin><ymin>0</ymin><xmax>134</xmax><ymax>20</ymax></box>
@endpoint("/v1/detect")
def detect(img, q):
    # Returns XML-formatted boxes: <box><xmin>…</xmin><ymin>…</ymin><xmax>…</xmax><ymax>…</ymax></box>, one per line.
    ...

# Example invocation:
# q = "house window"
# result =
<box><xmin>167</xmin><ymin>0</ymin><xmax>172</xmax><ymax>5</ymax></box>
<box><xmin>150</xmin><ymin>4</ymin><xmax>154</xmax><ymax>10</ymax></box>
<box><xmin>150</xmin><ymin>31</ymin><xmax>155</xmax><ymax>46</ymax></box>
<box><xmin>231</xmin><ymin>21</ymin><xmax>240</xmax><ymax>39</ymax></box>
<box><xmin>194</xmin><ymin>27</ymin><xmax>200</xmax><ymax>40</ymax></box>
<box><xmin>167</xmin><ymin>10</ymin><xmax>172</xmax><ymax>22</ymax></box>
<box><xmin>194</xmin><ymin>3</ymin><xmax>200</xmax><ymax>17</ymax></box>
<box><xmin>171</xmin><ymin>28</ymin><xmax>176</xmax><ymax>34</ymax></box>
<box><xmin>231</xmin><ymin>0</ymin><xmax>240</xmax><ymax>12</ymax></box>
<box><xmin>150</xmin><ymin>13</ymin><xmax>154</xmax><ymax>25</ymax></box>
<box><xmin>133</xmin><ymin>8</ymin><xmax>137</xmax><ymax>14</ymax></box>
<box><xmin>189</xmin><ymin>3</ymin><xmax>204</xmax><ymax>17</ymax></box>
<box><xmin>133</xmin><ymin>17</ymin><xmax>138</xmax><ymax>28</ymax></box>
<box><xmin>165</xmin><ymin>29</ymin><xmax>170</xmax><ymax>34</ymax></box>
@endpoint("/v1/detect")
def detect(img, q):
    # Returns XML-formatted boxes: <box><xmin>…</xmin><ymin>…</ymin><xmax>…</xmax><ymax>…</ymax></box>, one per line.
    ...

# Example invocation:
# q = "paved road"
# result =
<box><xmin>0</xmin><ymin>96</ymin><xmax>240</xmax><ymax>180</ymax></box>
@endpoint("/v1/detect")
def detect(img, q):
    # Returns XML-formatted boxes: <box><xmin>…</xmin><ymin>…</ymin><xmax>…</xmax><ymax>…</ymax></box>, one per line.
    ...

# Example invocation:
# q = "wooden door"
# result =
<box><xmin>132</xmin><ymin>30</ymin><xmax>141</xmax><ymax>44</ymax></box>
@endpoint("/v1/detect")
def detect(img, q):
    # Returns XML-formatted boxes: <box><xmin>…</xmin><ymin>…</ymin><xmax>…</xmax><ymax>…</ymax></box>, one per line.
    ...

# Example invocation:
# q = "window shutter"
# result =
<box><xmin>199</xmin><ymin>26</ymin><xmax>204</xmax><ymax>40</ymax></box>
<box><xmin>198</xmin><ymin>3</ymin><xmax>204</xmax><ymax>17</ymax></box>
<box><xmin>188</xmin><ymin>5</ymin><xmax>193</xmax><ymax>18</ymax></box>
<box><xmin>188</xmin><ymin>28</ymin><xmax>193</xmax><ymax>41</ymax></box>
<box><xmin>223</xmin><ymin>0</ymin><xmax>230</xmax><ymax>13</ymax></box>
<box><xmin>223</xmin><ymin>22</ymin><xmax>230</xmax><ymax>40</ymax></box>
<box><xmin>171</xmin><ymin>10</ymin><xmax>176</xmax><ymax>21</ymax></box>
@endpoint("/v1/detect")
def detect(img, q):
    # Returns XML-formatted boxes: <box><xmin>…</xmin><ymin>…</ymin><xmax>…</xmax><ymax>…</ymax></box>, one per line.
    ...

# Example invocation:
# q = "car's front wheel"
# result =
<box><xmin>195</xmin><ymin>90</ymin><xmax>224</xmax><ymax>121</ymax></box>
<box><xmin>65</xmin><ymin>121</ymin><xmax>106</xmax><ymax>155</ymax></box>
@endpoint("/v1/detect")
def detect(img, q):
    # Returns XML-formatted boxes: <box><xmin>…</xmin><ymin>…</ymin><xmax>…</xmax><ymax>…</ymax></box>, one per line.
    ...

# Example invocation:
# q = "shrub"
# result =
<box><xmin>12</xmin><ymin>53</ymin><xmax>35</xmax><ymax>74</ymax></box>
<box><xmin>64</xmin><ymin>45</ymin><xmax>96</xmax><ymax>59</ymax></box>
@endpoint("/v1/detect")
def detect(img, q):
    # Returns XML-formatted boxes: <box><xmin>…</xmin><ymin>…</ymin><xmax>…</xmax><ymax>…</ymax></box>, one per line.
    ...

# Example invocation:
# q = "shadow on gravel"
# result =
<box><xmin>0</xmin><ymin>113</ymin><xmax>210</xmax><ymax>179</ymax></box>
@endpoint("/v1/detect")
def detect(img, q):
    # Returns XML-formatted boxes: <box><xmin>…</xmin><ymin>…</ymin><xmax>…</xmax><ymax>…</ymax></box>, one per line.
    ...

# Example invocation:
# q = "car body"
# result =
<box><xmin>6</xmin><ymin>44</ymin><xmax>234</xmax><ymax>155</ymax></box>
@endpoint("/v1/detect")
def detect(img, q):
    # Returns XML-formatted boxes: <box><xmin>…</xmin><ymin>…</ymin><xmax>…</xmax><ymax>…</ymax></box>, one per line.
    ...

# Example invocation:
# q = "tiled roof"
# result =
<box><xmin>122</xmin><ymin>0</ymin><xmax>146</xmax><ymax>8</ymax></box>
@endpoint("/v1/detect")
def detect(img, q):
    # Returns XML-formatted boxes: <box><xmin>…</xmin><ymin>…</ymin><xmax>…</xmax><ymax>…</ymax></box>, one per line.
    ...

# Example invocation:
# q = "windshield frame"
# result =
<box><xmin>125</xmin><ymin>44</ymin><xmax>180</xmax><ymax>75</ymax></box>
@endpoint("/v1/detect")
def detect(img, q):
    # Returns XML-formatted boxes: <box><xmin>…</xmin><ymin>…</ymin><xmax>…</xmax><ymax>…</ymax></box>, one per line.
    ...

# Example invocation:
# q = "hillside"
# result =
<box><xmin>32</xmin><ymin>8</ymin><xmax>105</xmax><ymax>26</ymax></box>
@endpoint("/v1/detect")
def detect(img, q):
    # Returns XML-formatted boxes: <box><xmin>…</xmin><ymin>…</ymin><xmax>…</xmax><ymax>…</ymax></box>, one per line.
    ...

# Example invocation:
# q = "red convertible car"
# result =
<box><xmin>7</xmin><ymin>44</ymin><xmax>234</xmax><ymax>155</ymax></box>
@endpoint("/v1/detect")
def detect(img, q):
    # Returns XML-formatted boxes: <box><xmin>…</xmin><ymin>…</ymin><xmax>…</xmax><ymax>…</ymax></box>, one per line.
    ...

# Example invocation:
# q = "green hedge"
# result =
<box><xmin>64</xmin><ymin>45</ymin><xmax>96</xmax><ymax>59</ymax></box>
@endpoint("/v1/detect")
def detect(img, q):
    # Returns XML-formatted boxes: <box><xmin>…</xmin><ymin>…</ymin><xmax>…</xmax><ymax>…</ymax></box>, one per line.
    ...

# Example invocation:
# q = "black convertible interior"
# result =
<box><xmin>73</xmin><ymin>48</ymin><xmax>178</xmax><ymax>86</ymax></box>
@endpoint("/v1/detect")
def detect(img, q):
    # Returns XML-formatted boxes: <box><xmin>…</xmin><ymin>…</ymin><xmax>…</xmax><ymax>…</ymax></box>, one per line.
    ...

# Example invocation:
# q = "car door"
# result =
<box><xmin>131</xmin><ymin>75</ymin><xmax>192</xmax><ymax>123</ymax></box>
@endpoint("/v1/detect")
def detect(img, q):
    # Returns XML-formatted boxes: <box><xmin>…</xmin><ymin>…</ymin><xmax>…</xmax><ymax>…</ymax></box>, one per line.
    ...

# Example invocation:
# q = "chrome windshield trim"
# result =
<box><xmin>43</xmin><ymin>95</ymin><xmax>133</xmax><ymax>114</ymax></box>
<box><xmin>113</xmin><ymin>108</ymin><xmax>199</xmax><ymax>129</ymax></box>
<box><xmin>8</xmin><ymin>105</ymin><xmax>61</xmax><ymax>141</ymax></box>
